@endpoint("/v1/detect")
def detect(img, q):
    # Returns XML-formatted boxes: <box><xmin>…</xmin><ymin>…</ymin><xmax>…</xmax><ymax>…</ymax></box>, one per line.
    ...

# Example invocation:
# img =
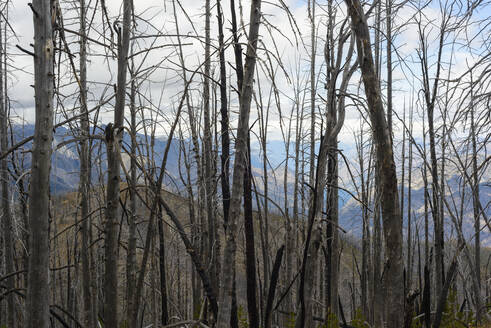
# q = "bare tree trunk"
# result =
<box><xmin>216</xmin><ymin>0</ymin><xmax>262</xmax><ymax>326</ymax></box>
<box><xmin>325</xmin><ymin>1</ymin><xmax>335</xmax><ymax>318</ymax></box>
<box><xmin>386</xmin><ymin>0</ymin><xmax>393</xmax><ymax>135</ymax></box>
<box><xmin>295</xmin><ymin>11</ymin><xmax>354</xmax><ymax>326</ymax></box>
<box><xmin>295</xmin><ymin>133</ymin><xmax>327</xmax><ymax>328</ymax></box>
<box><xmin>227</xmin><ymin>0</ymin><xmax>245</xmax><ymax>325</ymax></box>
<box><xmin>470</xmin><ymin>93</ymin><xmax>481</xmax><ymax>322</ymax></box>
<box><xmin>171</xmin><ymin>8</ymin><xmax>205</xmax><ymax>312</ymax></box>
<box><xmin>290</xmin><ymin>86</ymin><xmax>302</xmax><ymax>319</ymax></box>
<box><xmin>264</xmin><ymin>245</ymin><xmax>285</xmax><ymax>328</ymax></box>
<box><xmin>345</xmin><ymin>0</ymin><xmax>404</xmax><ymax>326</ymax></box>
<box><xmin>407</xmin><ymin>104</ymin><xmax>413</xmax><ymax>291</ymax></box>
<box><xmin>357</xmin><ymin>129</ymin><xmax>371</xmax><ymax>321</ymax></box>
<box><xmin>103</xmin><ymin>0</ymin><xmax>131</xmax><ymax>325</ymax></box>
<box><xmin>126</xmin><ymin>53</ymin><xmax>137</xmax><ymax>328</ymax></box>
<box><xmin>244</xmin><ymin>136</ymin><xmax>259</xmax><ymax>328</ymax></box>
<box><xmin>419</xmin><ymin>17</ymin><xmax>446</xmax><ymax>301</ymax></box>
<box><xmin>422</xmin><ymin>111</ymin><xmax>429</xmax><ymax>267</ymax></box>
<box><xmin>326</xmin><ymin>103</ymin><xmax>340</xmax><ymax>320</ymax></box>
<box><xmin>157</xmin><ymin>204</ymin><xmax>169</xmax><ymax>325</ymax></box>
<box><xmin>323</xmin><ymin>9</ymin><xmax>355</xmax><ymax>321</ymax></box>
<box><xmin>0</xmin><ymin>14</ymin><xmax>14</xmax><ymax>328</ymax></box>
<box><xmin>429</xmin><ymin>92</ymin><xmax>444</xmax><ymax>305</ymax></box>
<box><xmin>203</xmin><ymin>0</ymin><xmax>217</xmax><ymax>291</ymax></box>
<box><xmin>217</xmin><ymin>0</ymin><xmax>230</xmax><ymax>253</ymax></box>
<box><xmin>373</xmin><ymin>197</ymin><xmax>383</xmax><ymax>327</ymax></box>
<box><xmin>372</xmin><ymin>3</ymin><xmax>384</xmax><ymax>323</ymax></box>
<box><xmin>26</xmin><ymin>0</ymin><xmax>55</xmax><ymax>326</ymax></box>
<box><xmin>230</xmin><ymin>267</ymin><xmax>239</xmax><ymax>328</ymax></box>
<box><xmin>132</xmin><ymin>106</ymin><xmax>184</xmax><ymax>325</ymax></box>
<box><xmin>256</xmin><ymin>73</ymin><xmax>270</xmax><ymax>317</ymax></box>
<box><xmin>150</xmin><ymin>234</ymin><xmax>158</xmax><ymax>328</ymax></box>
<box><xmin>171</xmin><ymin>2</ymin><xmax>204</xmax><ymax>317</ymax></box>
<box><xmin>422</xmin><ymin>245</ymin><xmax>431</xmax><ymax>327</ymax></box>
<box><xmin>302</xmin><ymin>228</ymin><xmax>321</xmax><ymax>328</ymax></box>
<box><xmin>308</xmin><ymin>0</ymin><xmax>316</xmax><ymax>188</ymax></box>
<box><xmin>400</xmin><ymin>104</ymin><xmax>406</xmax><ymax>287</ymax></box>
<box><xmin>78</xmin><ymin>0</ymin><xmax>94</xmax><ymax>325</ymax></box>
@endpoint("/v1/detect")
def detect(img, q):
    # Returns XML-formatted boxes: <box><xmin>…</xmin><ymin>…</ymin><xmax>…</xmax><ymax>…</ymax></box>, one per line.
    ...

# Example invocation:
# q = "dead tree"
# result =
<box><xmin>78</xmin><ymin>0</ymin><xmax>95</xmax><ymax>325</ymax></box>
<box><xmin>345</xmin><ymin>0</ymin><xmax>404</xmax><ymax>326</ymax></box>
<box><xmin>216</xmin><ymin>0</ymin><xmax>262</xmax><ymax>326</ymax></box>
<box><xmin>103</xmin><ymin>0</ymin><xmax>132</xmax><ymax>325</ymax></box>
<box><xmin>416</xmin><ymin>7</ymin><xmax>446</xmax><ymax>300</ymax></box>
<box><xmin>216</xmin><ymin>0</ymin><xmax>230</xmax><ymax>277</ymax></box>
<box><xmin>126</xmin><ymin>46</ymin><xmax>138</xmax><ymax>328</ymax></box>
<box><xmin>0</xmin><ymin>11</ymin><xmax>14</xmax><ymax>328</ymax></box>
<box><xmin>26</xmin><ymin>0</ymin><xmax>55</xmax><ymax>327</ymax></box>
<box><xmin>324</xmin><ymin>6</ymin><xmax>356</xmax><ymax>320</ymax></box>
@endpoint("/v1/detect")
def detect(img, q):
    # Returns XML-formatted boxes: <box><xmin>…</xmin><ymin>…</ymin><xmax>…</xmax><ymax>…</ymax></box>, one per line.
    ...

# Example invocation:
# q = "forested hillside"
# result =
<box><xmin>0</xmin><ymin>0</ymin><xmax>490</xmax><ymax>327</ymax></box>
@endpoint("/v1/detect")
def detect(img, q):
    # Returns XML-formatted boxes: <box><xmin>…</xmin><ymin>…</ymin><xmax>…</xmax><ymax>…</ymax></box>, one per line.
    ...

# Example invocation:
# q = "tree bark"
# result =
<box><xmin>400</xmin><ymin>104</ymin><xmax>406</xmax><ymax>287</ymax></box>
<box><xmin>157</xmin><ymin>204</ymin><xmax>169</xmax><ymax>325</ymax></box>
<box><xmin>217</xmin><ymin>0</ymin><xmax>230</xmax><ymax>240</ymax></box>
<box><xmin>407</xmin><ymin>105</ymin><xmax>414</xmax><ymax>291</ymax></box>
<box><xmin>78</xmin><ymin>0</ymin><xmax>94</xmax><ymax>325</ymax></box>
<box><xmin>264</xmin><ymin>245</ymin><xmax>285</xmax><ymax>328</ymax></box>
<box><xmin>27</xmin><ymin>0</ymin><xmax>55</xmax><ymax>327</ymax></box>
<box><xmin>308</xmin><ymin>0</ymin><xmax>316</xmax><ymax>189</ymax></box>
<box><xmin>470</xmin><ymin>93</ymin><xmax>481</xmax><ymax>322</ymax></box>
<box><xmin>216</xmin><ymin>0</ymin><xmax>262</xmax><ymax>326</ymax></box>
<box><xmin>419</xmin><ymin>16</ymin><xmax>446</xmax><ymax>301</ymax></box>
<box><xmin>358</xmin><ymin>130</ymin><xmax>371</xmax><ymax>321</ymax></box>
<box><xmin>103</xmin><ymin>0</ymin><xmax>131</xmax><ymax>325</ymax></box>
<box><xmin>295</xmin><ymin>133</ymin><xmax>326</xmax><ymax>328</ymax></box>
<box><xmin>386</xmin><ymin>0</ymin><xmax>393</xmax><ymax>135</ymax></box>
<box><xmin>345</xmin><ymin>0</ymin><xmax>404</xmax><ymax>326</ymax></box>
<box><xmin>244</xmin><ymin>136</ymin><xmax>259</xmax><ymax>328</ymax></box>
<box><xmin>0</xmin><ymin>13</ymin><xmax>14</xmax><ymax>328</ymax></box>
<box><xmin>203</xmin><ymin>0</ymin><xmax>217</xmax><ymax>292</ymax></box>
<box><xmin>126</xmin><ymin>53</ymin><xmax>137</xmax><ymax>328</ymax></box>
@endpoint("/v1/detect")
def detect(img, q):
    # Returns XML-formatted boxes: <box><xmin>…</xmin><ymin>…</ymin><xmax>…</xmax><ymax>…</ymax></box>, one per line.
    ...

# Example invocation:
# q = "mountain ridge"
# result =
<box><xmin>9</xmin><ymin>124</ymin><xmax>490</xmax><ymax>246</ymax></box>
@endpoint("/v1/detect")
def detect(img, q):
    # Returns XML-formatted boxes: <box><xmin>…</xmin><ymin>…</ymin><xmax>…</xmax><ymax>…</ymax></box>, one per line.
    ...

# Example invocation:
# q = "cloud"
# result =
<box><xmin>6</xmin><ymin>0</ymin><xmax>490</xmax><ymax>155</ymax></box>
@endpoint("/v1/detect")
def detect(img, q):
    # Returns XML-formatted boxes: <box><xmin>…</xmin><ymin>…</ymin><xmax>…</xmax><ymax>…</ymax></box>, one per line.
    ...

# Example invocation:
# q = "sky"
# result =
<box><xmin>4</xmin><ymin>0</ymin><xmax>490</xmax><ymax>154</ymax></box>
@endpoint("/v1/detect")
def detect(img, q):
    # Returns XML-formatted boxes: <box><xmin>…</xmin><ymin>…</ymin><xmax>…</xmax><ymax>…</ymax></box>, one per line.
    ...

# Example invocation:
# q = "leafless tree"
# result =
<box><xmin>103</xmin><ymin>0</ymin><xmax>132</xmax><ymax>325</ymax></box>
<box><xmin>26</xmin><ymin>0</ymin><xmax>55</xmax><ymax>326</ymax></box>
<box><xmin>345</xmin><ymin>0</ymin><xmax>404</xmax><ymax>326</ymax></box>
<box><xmin>1</xmin><ymin>0</ymin><xmax>489</xmax><ymax>327</ymax></box>
<box><xmin>0</xmin><ymin>8</ymin><xmax>14</xmax><ymax>328</ymax></box>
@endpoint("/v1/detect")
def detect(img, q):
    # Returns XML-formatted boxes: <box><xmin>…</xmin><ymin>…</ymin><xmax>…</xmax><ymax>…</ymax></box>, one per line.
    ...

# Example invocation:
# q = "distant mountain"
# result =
<box><xmin>10</xmin><ymin>124</ymin><xmax>186</xmax><ymax>193</ymax></box>
<box><xmin>10</xmin><ymin>124</ymin><xmax>490</xmax><ymax>246</ymax></box>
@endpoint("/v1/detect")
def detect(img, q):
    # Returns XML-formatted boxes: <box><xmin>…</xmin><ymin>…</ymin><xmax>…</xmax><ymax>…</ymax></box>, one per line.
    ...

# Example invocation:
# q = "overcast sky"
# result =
<box><xmin>5</xmin><ymin>0</ymin><xmax>490</xmax><ymax>145</ymax></box>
